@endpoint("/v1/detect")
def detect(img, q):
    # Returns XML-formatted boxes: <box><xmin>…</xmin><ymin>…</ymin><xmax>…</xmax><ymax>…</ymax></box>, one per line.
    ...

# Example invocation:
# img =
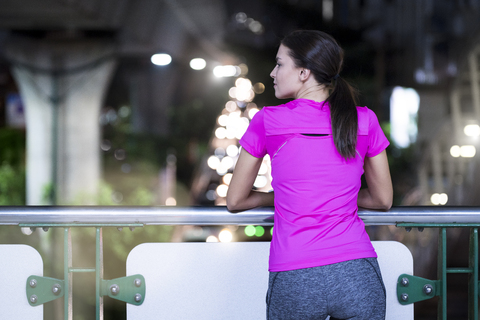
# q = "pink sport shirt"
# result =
<box><xmin>239</xmin><ymin>99</ymin><xmax>390</xmax><ymax>272</ymax></box>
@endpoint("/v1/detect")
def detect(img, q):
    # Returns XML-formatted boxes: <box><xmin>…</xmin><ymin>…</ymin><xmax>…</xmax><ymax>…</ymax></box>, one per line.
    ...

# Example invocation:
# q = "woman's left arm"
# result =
<box><xmin>226</xmin><ymin>149</ymin><xmax>274</xmax><ymax>211</ymax></box>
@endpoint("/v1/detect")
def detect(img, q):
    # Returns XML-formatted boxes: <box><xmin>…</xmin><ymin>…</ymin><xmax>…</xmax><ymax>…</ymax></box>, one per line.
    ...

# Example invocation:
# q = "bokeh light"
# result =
<box><xmin>165</xmin><ymin>197</ymin><xmax>177</xmax><ymax>206</ymax></box>
<box><xmin>215</xmin><ymin>127</ymin><xmax>227</xmax><ymax>139</ymax></box>
<box><xmin>248</xmin><ymin>108</ymin><xmax>259</xmax><ymax>119</ymax></box>
<box><xmin>216</xmin><ymin>184</ymin><xmax>229</xmax><ymax>197</ymax></box>
<box><xmin>253</xmin><ymin>175</ymin><xmax>268</xmax><ymax>188</ymax></box>
<box><xmin>213</xmin><ymin>65</ymin><xmax>240</xmax><ymax>78</ymax></box>
<box><xmin>255</xmin><ymin>226</ymin><xmax>265</xmax><ymax>237</ymax></box>
<box><xmin>226</xmin><ymin>145</ymin><xmax>239</xmax><ymax>157</ymax></box>
<box><xmin>207</xmin><ymin>156</ymin><xmax>220</xmax><ymax>169</ymax></box>
<box><xmin>253</xmin><ymin>82</ymin><xmax>265</xmax><ymax>94</ymax></box>
<box><xmin>245</xmin><ymin>225</ymin><xmax>255</xmax><ymax>237</ymax></box>
<box><xmin>151</xmin><ymin>53</ymin><xmax>172</xmax><ymax>66</ymax></box>
<box><xmin>450</xmin><ymin>145</ymin><xmax>461</xmax><ymax>157</ymax></box>
<box><xmin>219</xmin><ymin>229</ymin><xmax>233</xmax><ymax>242</ymax></box>
<box><xmin>223</xmin><ymin>173</ymin><xmax>233</xmax><ymax>185</ymax></box>
<box><xmin>431</xmin><ymin>193</ymin><xmax>448</xmax><ymax>205</ymax></box>
<box><xmin>460</xmin><ymin>145</ymin><xmax>476</xmax><ymax>157</ymax></box>
<box><xmin>190</xmin><ymin>58</ymin><xmax>206</xmax><ymax>70</ymax></box>
<box><xmin>206</xmin><ymin>235</ymin><xmax>219</xmax><ymax>242</ymax></box>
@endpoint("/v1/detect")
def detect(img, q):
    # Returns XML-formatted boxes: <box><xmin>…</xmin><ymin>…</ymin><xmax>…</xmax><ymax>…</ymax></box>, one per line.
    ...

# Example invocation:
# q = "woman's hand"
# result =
<box><xmin>358</xmin><ymin>150</ymin><xmax>393</xmax><ymax>210</ymax></box>
<box><xmin>226</xmin><ymin>149</ymin><xmax>274</xmax><ymax>212</ymax></box>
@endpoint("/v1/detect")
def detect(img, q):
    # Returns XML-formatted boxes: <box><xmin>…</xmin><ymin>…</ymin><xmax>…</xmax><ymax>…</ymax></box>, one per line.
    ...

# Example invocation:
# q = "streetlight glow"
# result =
<box><xmin>151</xmin><ymin>53</ymin><xmax>172</xmax><ymax>66</ymax></box>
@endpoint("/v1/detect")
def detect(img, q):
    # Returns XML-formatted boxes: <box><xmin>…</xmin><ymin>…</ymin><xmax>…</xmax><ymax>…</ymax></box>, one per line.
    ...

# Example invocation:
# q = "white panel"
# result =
<box><xmin>127</xmin><ymin>241</ymin><xmax>413</xmax><ymax>320</ymax></box>
<box><xmin>0</xmin><ymin>244</ymin><xmax>43</xmax><ymax>320</ymax></box>
<box><xmin>127</xmin><ymin>242</ymin><xmax>269</xmax><ymax>320</ymax></box>
<box><xmin>373</xmin><ymin>241</ymin><xmax>414</xmax><ymax>320</ymax></box>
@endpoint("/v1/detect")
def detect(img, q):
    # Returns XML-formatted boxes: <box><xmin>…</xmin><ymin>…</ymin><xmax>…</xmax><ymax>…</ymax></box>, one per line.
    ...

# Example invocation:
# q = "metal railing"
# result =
<box><xmin>1</xmin><ymin>205</ymin><xmax>480</xmax><ymax>320</ymax></box>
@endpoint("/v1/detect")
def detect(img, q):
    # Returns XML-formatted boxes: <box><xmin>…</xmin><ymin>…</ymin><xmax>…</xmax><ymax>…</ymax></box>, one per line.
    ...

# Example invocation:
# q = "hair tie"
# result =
<box><xmin>332</xmin><ymin>74</ymin><xmax>340</xmax><ymax>81</ymax></box>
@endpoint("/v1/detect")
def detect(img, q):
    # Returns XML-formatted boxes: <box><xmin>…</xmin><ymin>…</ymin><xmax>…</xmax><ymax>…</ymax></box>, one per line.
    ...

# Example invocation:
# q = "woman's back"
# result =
<box><xmin>241</xmin><ymin>98</ymin><xmax>389</xmax><ymax>272</ymax></box>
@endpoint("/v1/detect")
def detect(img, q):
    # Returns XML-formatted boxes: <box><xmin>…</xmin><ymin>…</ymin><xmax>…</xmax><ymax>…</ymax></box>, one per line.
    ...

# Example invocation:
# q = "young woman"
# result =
<box><xmin>226</xmin><ymin>30</ymin><xmax>392</xmax><ymax>320</ymax></box>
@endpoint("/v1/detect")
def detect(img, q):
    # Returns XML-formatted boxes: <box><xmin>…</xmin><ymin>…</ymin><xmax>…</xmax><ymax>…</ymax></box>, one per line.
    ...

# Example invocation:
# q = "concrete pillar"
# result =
<box><xmin>6</xmin><ymin>37</ymin><xmax>116</xmax><ymax>204</ymax></box>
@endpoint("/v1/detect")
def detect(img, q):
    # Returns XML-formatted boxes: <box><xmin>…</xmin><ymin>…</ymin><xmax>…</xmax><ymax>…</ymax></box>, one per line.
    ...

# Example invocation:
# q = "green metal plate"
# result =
<box><xmin>101</xmin><ymin>274</ymin><xmax>145</xmax><ymax>305</ymax></box>
<box><xmin>26</xmin><ymin>276</ymin><xmax>64</xmax><ymax>306</ymax></box>
<box><xmin>397</xmin><ymin>274</ymin><xmax>440</xmax><ymax>305</ymax></box>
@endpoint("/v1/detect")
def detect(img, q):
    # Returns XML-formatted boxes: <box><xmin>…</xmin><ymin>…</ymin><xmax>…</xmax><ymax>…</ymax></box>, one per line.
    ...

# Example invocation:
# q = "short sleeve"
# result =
<box><xmin>239</xmin><ymin>108</ymin><xmax>267</xmax><ymax>158</ymax></box>
<box><xmin>366</xmin><ymin>108</ymin><xmax>390</xmax><ymax>157</ymax></box>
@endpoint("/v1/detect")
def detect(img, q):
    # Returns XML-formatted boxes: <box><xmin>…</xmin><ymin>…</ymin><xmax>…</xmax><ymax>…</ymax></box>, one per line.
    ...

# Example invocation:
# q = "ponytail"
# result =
<box><xmin>326</xmin><ymin>76</ymin><xmax>358</xmax><ymax>159</ymax></box>
<box><xmin>281</xmin><ymin>30</ymin><xmax>359</xmax><ymax>160</ymax></box>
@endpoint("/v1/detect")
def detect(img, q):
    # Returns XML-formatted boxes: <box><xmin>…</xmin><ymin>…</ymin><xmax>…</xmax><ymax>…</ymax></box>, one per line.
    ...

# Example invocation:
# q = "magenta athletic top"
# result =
<box><xmin>239</xmin><ymin>99</ymin><xmax>390</xmax><ymax>272</ymax></box>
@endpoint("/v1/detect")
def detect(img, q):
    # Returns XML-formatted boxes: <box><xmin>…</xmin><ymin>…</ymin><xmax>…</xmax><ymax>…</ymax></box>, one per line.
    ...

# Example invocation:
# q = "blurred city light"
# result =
<box><xmin>245</xmin><ymin>225</ymin><xmax>255</xmax><ymax>237</ymax></box>
<box><xmin>460</xmin><ymin>145</ymin><xmax>476</xmax><ymax>157</ymax></box>
<box><xmin>451</xmin><ymin>145</ymin><xmax>476</xmax><ymax>158</ymax></box>
<box><xmin>206</xmin><ymin>235</ymin><xmax>219</xmax><ymax>242</ymax></box>
<box><xmin>235</xmin><ymin>12</ymin><xmax>247</xmax><ymax>23</ymax></box>
<box><xmin>213</xmin><ymin>65</ymin><xmax>240</xmax><ymax>78</ymax></box>
<box><xmin>218</xmin><ymin>114</ymin><xmax>228</xmax><ymax>126</ymax></box>
<box><xmin>258</xmin><ymin>163</ymin><xmax>268</xmax><ymax>175</ymax></box>
<box><xmin>222</xmin><ymin>173</ymin><xmax>233</xmax><ymax>185</ymax></box>
<box><xmin>253</xmin><ymin>82</ymin><xmax>265</xmax><ymax>94</ymax></box>
<box><xmin>216</xmin><ymin>184</ymin><xmax>228</xmax><ymax>197</ymax></box>
<box><xmin>322</xmin><ymin>0</ymin><xmax>334</xmax><ymax>21</ymax></box>
<box><xmin>226</xmin><ymin>145</ymin><xmax>239</xmax><ymax>157</ymax></box>
<box><xmin>431</xmin><ymin>193</ymin><xmax>448</xmax><ymax>205</ymax></box>
<box><xmin>165</xmin><ymin>197</ymin><xmax>177</xmax><ymax>206</ymax></box>
<box><xmin>207</xmin><ymin>155</ymin><xmax>220</xmax><ymax>169</ymax></box>
<box><xmin>464</xmin><ymin>124</ymin><xmax>480</xmax><ymax>137</ymax></box>
<box><xmin>255</xmin><ymin>226</ymin><xmax>265</xmax><ymax>237</ymax></box>
<box><xmin>253</xmin><ymin>175</ymin><xmax>268</xmax><ymax>188</ymax></box>
<box><xmin>220</xmin><ymin>156</ymin><xmax>234</xmax><ymax>170</ymax></box>
<box><xmin>225</xmin><ymin>101</ymin><xmax>237</xmax><ymax>112</ymax></box>
<box><xmin>214</xmin><ymin>147</ymin><xmax>226</xmax><ymax>157</ymax></box>
<box><xmin>205</xmin><ymin>190</ymin><xmax>216</xmax><ymax>201</ymax></box>
<box><xmin>216</xmin><ymin>166</ymin><xmax>228</xmax><ymax>176</ymax></box>
<box><xmin>215</xmin><ymin>127</ymin><xmax>227</xmax><ymax>139</ymax></box>
<box><xmin>189</xmin><ymin>58</ymin><xmax>206</xmax><ymax>70</ymax></box>
<box><xmin>219</xmin><ymin>229</ymin><xmax>233</xmax><ymax>242</ymax></box>
<box><xmin>151</xmin><ymin>53</ymin><xmax>172</xmax><ymax>66</ymax></box>
<box><xmin>390</xmin><ymin>86</ymin><xmax>420</xmax><ymax>148</ymax></box>
<box><xmin>248</xmin><ymin>107</ymin><xmax>259</xmax><ymax>119</ymax></box>
<box><xmin>450</xmin><ymin>145</ymin><xmax>461</xmax><ymax>157</ymax></box>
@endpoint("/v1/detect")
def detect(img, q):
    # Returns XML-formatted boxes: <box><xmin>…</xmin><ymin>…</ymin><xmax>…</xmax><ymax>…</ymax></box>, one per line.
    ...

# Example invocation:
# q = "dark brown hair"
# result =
<box><xmin>281</xmin><ymin>30</ymin><xmax>359</xmax><ymax>159</ymax></box>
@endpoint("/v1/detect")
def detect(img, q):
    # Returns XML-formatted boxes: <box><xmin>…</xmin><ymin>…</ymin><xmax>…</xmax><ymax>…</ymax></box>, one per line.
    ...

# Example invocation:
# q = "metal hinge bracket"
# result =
<box><xmin>101</xmin><ymin>274</ymin><xmax>145</xmax><ymax>305</ymax></box>
<box><xmin>397</xmin><ymin>274</ymin><xmax>440</xmax><ymax>305</ymax></box>
<box><xmin>26</xmin><ymin>276</ymin><xmax>64</xmax><ymax>306</ymax></box>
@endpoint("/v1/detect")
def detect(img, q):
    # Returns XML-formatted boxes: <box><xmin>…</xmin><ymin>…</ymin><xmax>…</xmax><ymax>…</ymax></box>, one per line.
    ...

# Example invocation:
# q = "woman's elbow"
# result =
<box><xmin>378</xmin><ymin>194</ymin><xmax>393</xmax><ymax>210</ymax></box>
<box><xmin>226</xmin><ymin>194</ymin><xmax>241</xmax><ymax>211</ymax></box>
<box><xmin>226</xmin><ymin>199</ymin><xmax>236</xmax><ymax>211</ymax></box>
<box><xmin>380</xmin><ymin>200</ymin><xmax>392</xmax><ymax>211</ymax></box>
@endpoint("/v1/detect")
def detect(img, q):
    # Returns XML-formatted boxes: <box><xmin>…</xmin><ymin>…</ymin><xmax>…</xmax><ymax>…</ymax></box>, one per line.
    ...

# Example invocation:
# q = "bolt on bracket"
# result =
<box><xmin>101</xmin><ymin>274</ymin><xmax>145</xmax><ymax>305</ymax></box>
<box><xmin>26</xmin><ymin>276</ymin><xmax>65</xmax><ymax>306</ymax></box>
<box><xmin>397</xmin><ymin>274</ymin><xmax>440</xmax><ymax>305</ymax></box>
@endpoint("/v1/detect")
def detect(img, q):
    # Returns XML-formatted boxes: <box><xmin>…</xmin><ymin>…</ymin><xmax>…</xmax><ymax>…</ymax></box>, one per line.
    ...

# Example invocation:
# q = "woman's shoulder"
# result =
<box><xmin>356</xmin><ymin>106</ymin><xmax>378</xmax><ymax>119</ymax></box>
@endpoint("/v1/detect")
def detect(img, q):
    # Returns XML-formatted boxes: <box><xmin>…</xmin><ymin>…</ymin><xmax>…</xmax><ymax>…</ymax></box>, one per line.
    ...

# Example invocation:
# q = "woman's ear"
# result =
<box><xmin>299</xmin><ymin>69</ymin><xmax>311</xmax><ymax>81</ymax></box>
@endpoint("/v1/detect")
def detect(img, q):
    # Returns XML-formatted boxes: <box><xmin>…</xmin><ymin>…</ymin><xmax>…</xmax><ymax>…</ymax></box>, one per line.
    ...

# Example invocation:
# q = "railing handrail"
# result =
<box><xmin>1</xmin><ymin>206</ymin><xmax>480</xmax><ymax>226</ymax></box>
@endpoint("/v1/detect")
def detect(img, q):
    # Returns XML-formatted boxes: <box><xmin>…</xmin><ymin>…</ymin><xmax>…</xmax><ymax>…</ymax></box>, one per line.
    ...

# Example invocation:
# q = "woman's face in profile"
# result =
<box><xmin>270</xmin><ymin>44</ymin><xmax>303</xmax><ymax>99</ymax></box>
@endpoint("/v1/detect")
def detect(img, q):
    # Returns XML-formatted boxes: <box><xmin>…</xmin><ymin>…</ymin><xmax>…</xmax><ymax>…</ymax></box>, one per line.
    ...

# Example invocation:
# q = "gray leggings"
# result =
<box><xmin>266</xmin><ymin>258</ymin><xmax>386</xmax><ymax>320</ymax></box>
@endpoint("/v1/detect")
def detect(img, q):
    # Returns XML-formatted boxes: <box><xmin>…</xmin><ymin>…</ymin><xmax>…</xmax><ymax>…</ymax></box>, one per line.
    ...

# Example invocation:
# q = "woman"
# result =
<box><xmin>226</xmin><ymin>30</ymin><xmax>392</xmax><ymax>320</ymax></box>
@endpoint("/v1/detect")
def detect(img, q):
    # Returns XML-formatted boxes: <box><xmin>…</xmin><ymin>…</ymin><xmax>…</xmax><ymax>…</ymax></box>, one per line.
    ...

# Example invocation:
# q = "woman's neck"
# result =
<box><xmin>295</xmin><ymin>85</ymin><xmax>330</xmax><ymax>103</ymax></box>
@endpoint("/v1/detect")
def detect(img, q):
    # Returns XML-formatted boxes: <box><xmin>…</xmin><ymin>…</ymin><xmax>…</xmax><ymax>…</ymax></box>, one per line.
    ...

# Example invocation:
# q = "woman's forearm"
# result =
<box><xmin>357</xmin><ymin>188</ymin><xmax>391</xmax><ymax>210</ymax></box>
<box><xmin>227</xmin><ymin>190</ymin><xmax>274</xmax><ymax>212</ymax></box>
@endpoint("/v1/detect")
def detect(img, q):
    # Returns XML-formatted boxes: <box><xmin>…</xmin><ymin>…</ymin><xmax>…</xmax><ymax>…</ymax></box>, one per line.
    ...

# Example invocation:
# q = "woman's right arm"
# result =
<box><xmin>226</xmin><ymin>149</ymin><xmax>274</xmax><ymax>212</ymax></box>
<box><xmin>358</xmin><ymin>149</ymin><xmax>393</xmax><ymax>210</ymax></box>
